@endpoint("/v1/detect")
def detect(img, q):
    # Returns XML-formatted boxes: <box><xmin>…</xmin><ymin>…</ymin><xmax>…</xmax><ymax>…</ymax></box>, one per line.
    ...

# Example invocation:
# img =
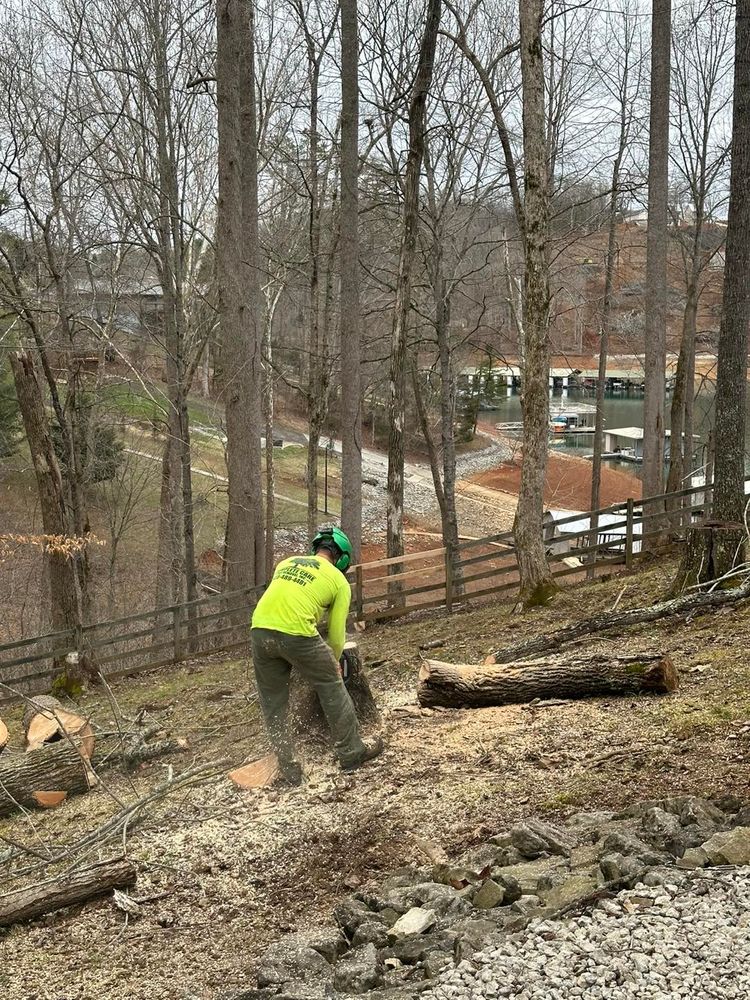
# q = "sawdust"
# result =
<box><xmin>3</xmin><ymin>556</ymin><xmax>750</xmax><ymax>998</ymax></box>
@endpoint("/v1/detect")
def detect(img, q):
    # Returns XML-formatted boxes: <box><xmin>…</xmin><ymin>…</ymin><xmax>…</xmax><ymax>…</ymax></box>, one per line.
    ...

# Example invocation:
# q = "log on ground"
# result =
<box><xmin>0</xmin><ymin>742</ymin><xmax>94</xmax><ymax>818</ymax></box>
<box><xmin>417</xmin><ymin>652</ymin><xmax>678</xmax><ymax>709</ymax></box>
<box><xmin>289</xmin><ymin>641</ymin><xmax>381</xmax><ymax>738</ymax></box>
<box><xmin>0</xmin><ymin>858</ymin><xmax>136</xmax><ymax>928</ymax></box>
<box><xmin>0</xmin><ymin>717</ymin><xmax>7</xmax><ymax>752</ymax></box>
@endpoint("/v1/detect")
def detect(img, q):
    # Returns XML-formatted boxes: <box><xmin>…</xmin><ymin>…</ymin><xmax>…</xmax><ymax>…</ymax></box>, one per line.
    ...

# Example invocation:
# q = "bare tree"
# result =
<box><xmin>217</xmin><ymin>0</ymin><xmax>265</xmax><ymax>589</ymax></box>
<box><xmin>386</xmin><ymin>0</ymin><xmax>442</xmax><ymax>565</ymax></box>
<box><xmin>666</xmin><ymin>2</ymin><xmax>731</xmax><ymax>499</ymax></box>
<box><xmin>713</xmin><ymin>0</ymin><xmax>750</xmax><ymax>528</ymax></box>
<box><xmin>641</xmin><ymin>0</ymin><xmax>671</xmax><ymax>511</ymax></box>
<box><xmin>339</xmin><ymin>0</ymin><xmax>362</xmax><ymax>559</ymax></box>
<box><xmin>514</xmin><ymin>0</ymin><xmax>554</xmax><ymax>603</ymax></box>
<box><xmin>590</xmin><ymin>4</ymin><xmax>642</xmax><ymax>527</ymax></box>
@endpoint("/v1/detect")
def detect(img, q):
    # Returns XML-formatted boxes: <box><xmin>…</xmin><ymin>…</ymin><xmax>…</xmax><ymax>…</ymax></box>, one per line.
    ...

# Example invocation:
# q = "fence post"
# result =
<box><xmin>625</xmin><ymin>498</ymin><xmax>635</xmax><ymax>569</ymax></box>
<box><xmin>173</xmin><ymin>603</ymin><xmax>184</xmax><ymax>662</ymax></box>
<box><xmin>355</xmin><ymin>565</ymin><xmax>364</xmax><ymax>623</ymax></box>
<box><xmin>445</xmin><ymin>546</ymin><xmax>454</xmax><ymax>613</ymax></box>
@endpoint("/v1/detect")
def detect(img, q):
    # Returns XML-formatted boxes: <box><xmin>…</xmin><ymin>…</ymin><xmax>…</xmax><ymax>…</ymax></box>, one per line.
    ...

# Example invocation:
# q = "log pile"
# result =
<box><xmin>417</xmin><ymin>652</ymin><xmax>678</xmax><ymax>709</ymax></box>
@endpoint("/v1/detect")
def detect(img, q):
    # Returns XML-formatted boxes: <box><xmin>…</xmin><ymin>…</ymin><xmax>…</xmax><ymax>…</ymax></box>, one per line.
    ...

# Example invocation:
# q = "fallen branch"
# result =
<box><xmin>417</xmin><ymin>652</ymin><xmax>677</xmax><ymax>709</ymax></box>
<box><xmin>0</xmin><ymin>857</ymin><xmax>136</xmax><ymax>927</ymax></box>
<box><xmin>488</xmin><ymin>576</ymin><xmax>750</xmax><ymax>664</ymax></box>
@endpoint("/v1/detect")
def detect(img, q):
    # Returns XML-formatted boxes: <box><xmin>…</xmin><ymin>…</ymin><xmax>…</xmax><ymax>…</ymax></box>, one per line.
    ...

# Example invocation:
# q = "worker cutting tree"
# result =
<box><xmin>250</xmin><ymin>526</ymin><xmax>383</xmax><ymax>783</ymax></box>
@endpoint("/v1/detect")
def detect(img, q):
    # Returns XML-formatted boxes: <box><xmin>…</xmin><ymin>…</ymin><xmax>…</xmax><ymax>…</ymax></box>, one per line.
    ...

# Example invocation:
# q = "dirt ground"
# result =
<box><xmin>3</xmin><ymin>556</ymin><xmax>750</xmax><ymax>999</ymax></box>
<box><xmin>470</xmin><ymin>451</ymin><xmax>642</xmax><ymax>511</ymax></box>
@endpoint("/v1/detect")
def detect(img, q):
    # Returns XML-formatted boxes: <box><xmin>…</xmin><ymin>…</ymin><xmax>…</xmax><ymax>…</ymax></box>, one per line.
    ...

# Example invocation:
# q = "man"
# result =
<box><xmin>251</xmin><ymin>526</ymin><xmax>383</xmax><ymax>782</ymax></box>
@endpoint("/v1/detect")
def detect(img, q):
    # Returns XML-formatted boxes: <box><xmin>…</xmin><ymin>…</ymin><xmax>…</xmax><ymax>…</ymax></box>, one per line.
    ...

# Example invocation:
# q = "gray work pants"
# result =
<box><xmin>250</xmin><ymin>628</ymin><xmax>366</xmax><ymax>767</ymax></box>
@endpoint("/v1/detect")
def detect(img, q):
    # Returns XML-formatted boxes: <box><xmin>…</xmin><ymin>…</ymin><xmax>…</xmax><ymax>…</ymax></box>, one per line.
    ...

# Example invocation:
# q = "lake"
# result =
<box><xmin>476</xmin><ymin>386</ymin><xmax>723</xmax><ymax>477</ymax></box>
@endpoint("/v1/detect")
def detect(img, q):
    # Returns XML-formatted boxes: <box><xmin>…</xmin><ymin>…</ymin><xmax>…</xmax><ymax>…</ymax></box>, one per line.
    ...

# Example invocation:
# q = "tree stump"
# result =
<box><xmin>289</xmin><ymin>642</ymin><xmax>381</xmax><ymax>741</ymax></box>
<box><xmin>668</xmin><ymin>520</ymin><xmax>747</xmax><ymax>597</ymax></box>
<box><xmin>417</xmin><ymin>652</ymin><xmax>677</xmax><ymax>709</ymax></box>
<box><xmin>0</xmin><ymin>718</ymin><xmax>7</xmax><ymax>753</ymax></box>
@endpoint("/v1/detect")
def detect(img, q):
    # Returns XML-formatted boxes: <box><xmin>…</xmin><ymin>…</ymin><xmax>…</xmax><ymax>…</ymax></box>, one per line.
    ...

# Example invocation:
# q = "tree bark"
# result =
<box><xmin>339</xmin><ymin>0</ymin><xmax>362</xmax><ymax>561</ymax></box>
<box><xmin>0</xmin><ymin>742</ymin><xmax>93</xmax><ymax>818</ymax></box>
<box><xmin>642</xmin><ymin>0</ymin><xmax>672</xmax><ymax>513</ymax></box>
<box><xmin>515</xmin><ymin>0</ymin><xmax>553</xmax><ymax>604</ymax></box>
<box><xmin>8</xmin><ymin>352</ymin><xmax>83</xmax><ymax>673</ymax></box>
<box><xmin>218</xmin><ymin>0</ymin><xmax>264</xmax><ymax>590</ymax></box>
<box><xmin>0</xmin><ymin>859</ymin><xmax>136</xmax><ymax>928</ymax></box>
<box><xmin>417</xmin><ymin>653</ymin><xmax>678</xmax><ymax>708</ymax></box>
<box><xmin>386</xmin><ymin>0</ymin><xmax>442</xmax><ymax>569</ymax></box>
<box><xmin>714</xmin><ymin>1</ymin><xmax>750</xmax><ymax>526</ymax></box>
<box><xmin>668</xmin><ymin>521</ymin><xmax>746</xmax><ymax>596</ymax></box>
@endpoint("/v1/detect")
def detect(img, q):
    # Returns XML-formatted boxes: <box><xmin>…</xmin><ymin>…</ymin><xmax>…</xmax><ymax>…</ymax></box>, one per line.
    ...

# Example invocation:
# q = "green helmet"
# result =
<box><xmin>312</xmin><ymin>526</ymin><xmax>353</xmax><ymax>573</ymax></box>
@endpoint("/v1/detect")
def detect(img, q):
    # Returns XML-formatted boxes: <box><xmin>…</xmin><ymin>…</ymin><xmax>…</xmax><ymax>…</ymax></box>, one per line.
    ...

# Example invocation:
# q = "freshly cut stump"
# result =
<box><xmin>0</xmin><ymin>717</ymin><xmax>7</xmax><ymax>752</ymax></box>
<box><xmin>23</xmin><ymin>694</ymin><xmax>94</xmax><ymax>760</ymax></box>
<box><xmin>417</xmin><ymin>653</ymin><xmax>678</xmax><ymax>709</ymax></box>
<box><xmin>0</xmin><ymin>742</ymin><xmax>94</xmax><ymax>818</ymax></box>
<box><xmin>228</xmin><ymin>754</ymin><xmax>280</xmax><ymax>789</ymax></box>
<box><xmin>0</xmin><ymin>858</ymin><xmax>136</xmax><ymax>927</ymax></box>
<box><xmin>289</xmin><ymin>642</ymin><xmax>381</xmax><ymax>739</ymax></box>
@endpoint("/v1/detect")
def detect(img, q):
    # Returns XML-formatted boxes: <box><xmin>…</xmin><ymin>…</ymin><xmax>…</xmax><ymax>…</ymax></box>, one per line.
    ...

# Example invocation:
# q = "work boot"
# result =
<box><xmin>341</xmin><ymin>736</ymin><xmax>384</xmax><ymax>772</ymax></box>
<box><xmin>278</xmin><ymin>759</ymin><xmax>304</xmax><ymax>786</ymax></box>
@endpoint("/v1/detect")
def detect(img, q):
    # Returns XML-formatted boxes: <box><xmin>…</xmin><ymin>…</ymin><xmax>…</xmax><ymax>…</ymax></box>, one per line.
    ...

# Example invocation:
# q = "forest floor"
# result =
<box><xmin>3</xmin><ymin>554</ymin><xmax>750</xmax><ymax>999</ymax></box>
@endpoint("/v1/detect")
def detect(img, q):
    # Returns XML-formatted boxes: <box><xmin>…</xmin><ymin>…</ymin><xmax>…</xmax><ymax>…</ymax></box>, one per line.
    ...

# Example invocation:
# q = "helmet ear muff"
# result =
<box><xmin>335</xmin><ymin>551</ymin><xmax>351</xmax><ymax>572</ymax></box>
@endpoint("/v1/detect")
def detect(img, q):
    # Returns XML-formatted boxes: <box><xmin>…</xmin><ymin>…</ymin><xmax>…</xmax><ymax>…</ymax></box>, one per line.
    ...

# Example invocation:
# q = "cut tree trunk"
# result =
<box><xmin>417</xmin><ymin>653</ymin><xmax>677</xmax><ymax>709</ymax></box>
<box><xmin>668</xmin><ymin>521</ymin><xmax>747</xmax><ymax>596</ymax></box>
<box><xmin>0</xmin><ymin>742</ymin><xmax>94</xmax><ymax>818</ymax></box>
<box><xmin>0</xmin><ymin>718</ymin><xmax>7</xmax><ymax>752</ymax></box>
<box><xmin>289</xmin><ymin>642</ymin><xmax>381</xmax><ymax>737</ymax></box>
<box><xmin>23</xmin><ymin>694</ymin><xmax>94</xmax><ymax>760</ymax></box>
<box><xmin>0</xmin><ymin>858</ymin><xmax>136</xmax><ymax>928</ymax></box>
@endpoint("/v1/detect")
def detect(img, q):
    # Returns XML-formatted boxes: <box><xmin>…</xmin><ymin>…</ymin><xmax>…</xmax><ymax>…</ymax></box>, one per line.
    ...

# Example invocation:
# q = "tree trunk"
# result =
<box><xmin>0</xmin><ymin>718</ymin><xmax>8</xmax><ymax>752</ymax></box>
<box><xmin>0</xmin><ymin>859</ymin><xmax>136</xmax><ymax>928</ymax></box>
<box><xmin>515</xmin><ymin>0</ymin><xmax>554</xmax><ymax>605</ymax></box>
<box><xmin>386</xmin><ymin>0</ymin><xmax>442</xmax><ymax>570</ymax></box>
<box><xmin>417</xmin><ymin>653</ymin><xmax>677</xmax><ymax>709</ymax></box>
<box><xmin>8</xmin><ymin>352</ymin><xmax>83</xmax><ymax>677</ymax></box>
<box><xmin>0</xmin><ymin>742</ymin><xmax>93</xmax><ymax>818</ymax></box>
<box><xmin>667</xmin><ymin>276</ymin><xmax>698</xmax><ymax>504</ymax></box>
<box><xmin>263</xmin><ymin>297</ymin><xmax>276</xmax><ymax>580</ymax></box>
<box><xmin>668</xmin><ymin>521</ymin><xmax>746</xmax><ymax>596</ymax></box>
<box><xmin>642</xmin><ymin>0</ymin><xmax>672</xmax><ymax>515</ymax></box>
<box><xmin>23</xmin><ymin>694</ymin><xmax>94</xmax><ymax>760</ymax></box>
<box><xmin>714</xmin><ymin>1</ymin><xmax>750</xmax><ymax>526</ymax></box>
<box><xmin>218</xmin><ymin>0</ymin><xmax>264</xmax><ymax>591</ymax></box>
<box><xmin>339</xmin><ymin>0</ymin><xmax>362</xmax><ymax>561</ymax></box>
<box><xmin>288</xmin><ymin>642</ymin><xmax>381</xmax><ymax>739</ymax></box>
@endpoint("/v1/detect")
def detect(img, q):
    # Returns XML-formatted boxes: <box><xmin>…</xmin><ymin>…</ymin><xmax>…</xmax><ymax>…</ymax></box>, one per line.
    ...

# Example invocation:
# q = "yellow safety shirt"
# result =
<box><xmin>251</xmin><ymin>555</ymin><xmax>351</xmax><ymax>659</ymax></box>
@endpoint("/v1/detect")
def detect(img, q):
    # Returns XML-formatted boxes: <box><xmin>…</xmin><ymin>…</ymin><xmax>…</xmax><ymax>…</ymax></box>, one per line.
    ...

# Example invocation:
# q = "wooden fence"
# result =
<box><xmin>0</xmin><ymin>476</ymin><xmax>721</xmax><ymax>702</ymax></box>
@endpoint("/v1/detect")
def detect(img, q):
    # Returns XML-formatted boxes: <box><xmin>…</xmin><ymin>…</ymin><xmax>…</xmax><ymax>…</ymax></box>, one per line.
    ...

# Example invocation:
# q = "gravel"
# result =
<box><xmin>423</xmin><ymin>869</ymin><xmax>750</xmax><ymax>1000</ymax></box>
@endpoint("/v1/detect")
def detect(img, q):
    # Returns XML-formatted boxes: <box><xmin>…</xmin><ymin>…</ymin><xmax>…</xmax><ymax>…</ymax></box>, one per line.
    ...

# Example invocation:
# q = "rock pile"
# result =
<box><xmin>239</xmin><ymin>795</ymin><xmax>750</xmax><ymax>1000</ymax></box>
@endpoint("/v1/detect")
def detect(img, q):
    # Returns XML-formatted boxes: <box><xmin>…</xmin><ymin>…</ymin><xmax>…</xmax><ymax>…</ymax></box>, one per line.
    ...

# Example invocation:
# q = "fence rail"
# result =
<box><xmin>0</xmin><ymin>475</ymin><xmax>725</xmax><ymax>702</ymax></box>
